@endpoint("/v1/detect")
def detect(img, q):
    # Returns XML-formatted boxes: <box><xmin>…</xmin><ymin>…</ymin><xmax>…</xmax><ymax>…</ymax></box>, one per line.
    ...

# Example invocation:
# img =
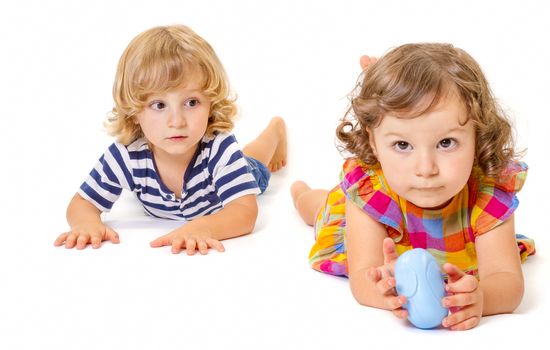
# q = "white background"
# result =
<box><xmin>1</xmin><ymin>0</ymin><xmax>549</xmax><ymax>349</ymax></box>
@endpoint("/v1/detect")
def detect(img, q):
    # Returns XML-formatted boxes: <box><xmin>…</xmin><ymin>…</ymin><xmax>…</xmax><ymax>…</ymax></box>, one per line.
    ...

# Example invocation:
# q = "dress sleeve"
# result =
<box><xmin>210</xmin><ymin>133</ymin><xmax>261</xmax><ymax>205</ymax></box>
<box><xmin>339</xmin><ymin>158</ymin><xmax>404</xmax><ymax>233</ymax></box>
<box><xmin>472</xmin><ymin>162</ymin><xmax>528</xmax><ymax>236</ymax></box>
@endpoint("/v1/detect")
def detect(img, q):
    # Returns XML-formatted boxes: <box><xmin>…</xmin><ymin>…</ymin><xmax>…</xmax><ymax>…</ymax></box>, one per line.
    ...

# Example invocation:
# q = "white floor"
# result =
<box><xmin>1</xmin><ymin>1</ymin><xmax>549</xmax><ymax>349</ymax></box>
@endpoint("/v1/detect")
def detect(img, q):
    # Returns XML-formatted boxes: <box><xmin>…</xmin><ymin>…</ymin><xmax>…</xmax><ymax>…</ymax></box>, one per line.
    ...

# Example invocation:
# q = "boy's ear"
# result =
<box><xmin>366</xmin><ymin>128</ymin><xmax>378</xmax><ymax>156</ymax></box>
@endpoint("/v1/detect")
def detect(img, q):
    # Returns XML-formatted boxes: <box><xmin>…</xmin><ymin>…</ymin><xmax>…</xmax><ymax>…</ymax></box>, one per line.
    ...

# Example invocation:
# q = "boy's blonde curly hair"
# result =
<box><xmin>106</xmin><ymin>25</ymin><xmax>237</xmax><ymax>144</ymax></box>
<box><xmin>337</xmin><ymin>43</ymin><xmax>518</xmax><ymax>178</ymax></box>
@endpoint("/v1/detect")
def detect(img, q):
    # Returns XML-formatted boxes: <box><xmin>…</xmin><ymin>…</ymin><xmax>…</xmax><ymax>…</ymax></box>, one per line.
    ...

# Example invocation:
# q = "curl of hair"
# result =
<box><xmin>105</xmin><ymin>25</ymin><xmax>237</xmax><ymax>145</ymax></box>
<box><xmin>337</xmin><ymin>43</ymin><xmax>519</xmax><ymax>178</ymax></box>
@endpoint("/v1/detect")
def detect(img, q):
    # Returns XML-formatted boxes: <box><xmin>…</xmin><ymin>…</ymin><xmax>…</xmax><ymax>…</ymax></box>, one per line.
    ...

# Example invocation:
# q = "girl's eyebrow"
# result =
<box><xmin>383</xmin><ymin>126</ymin><xmax>468</xmax><ymax>138</ymax></box>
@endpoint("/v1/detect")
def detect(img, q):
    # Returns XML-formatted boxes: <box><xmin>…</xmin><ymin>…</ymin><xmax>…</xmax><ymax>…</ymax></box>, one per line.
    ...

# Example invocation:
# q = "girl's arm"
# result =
<box><xmin>476</xmin><ymin>215</ymin><xmax>524</xmax><ymax>315</ymax></box>
<box><xmin>150</xmin><ymin>194</ymin><xmax>258</xmax><ymax>254</ymax></box>
<box><xmin>442</xmin><ymin>215</ymin><xmax>523</xmax><ymax>330</ymax></box>
<box><xmin>54</xmin><ymin>193</ymin><xmax>120</xmax><ymax>249</ymax></box>
<box><xmin>346</xmin><ymin>200</ymin><xmax>407</xmax><ymax>316</ymax></box>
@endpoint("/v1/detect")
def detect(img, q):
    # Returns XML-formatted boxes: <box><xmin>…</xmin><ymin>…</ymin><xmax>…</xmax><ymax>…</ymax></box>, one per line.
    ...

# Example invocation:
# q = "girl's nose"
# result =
<box><xmin>414</xmin><ymin>151</ymin><xmax>439</xmax><ymax>177</ymax></box>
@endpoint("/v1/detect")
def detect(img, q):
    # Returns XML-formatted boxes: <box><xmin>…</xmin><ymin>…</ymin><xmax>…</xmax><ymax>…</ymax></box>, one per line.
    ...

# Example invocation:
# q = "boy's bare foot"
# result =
<box><xmin>267</xmin><ymin>116</ymin><xmax>287</xmax><ymax>172</ymax></box>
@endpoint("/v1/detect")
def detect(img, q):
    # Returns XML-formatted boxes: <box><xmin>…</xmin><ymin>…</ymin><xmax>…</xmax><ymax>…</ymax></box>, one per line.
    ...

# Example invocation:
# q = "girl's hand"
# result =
<box><xmin>367</xmin><ymin>238</ymin><xmax>408</xmax><ymax>319</ymax></box>
<box><xmin>149</xmin><ymin>226</ymin><xmax>225</xmax><ymax>255</ymax></box>
<box><xmin>441</xmin><ymin>263</ymin><xmax>484</xmax><ymax>331</ymax></box>
<box><xmin>54</xmin><ymin>223</ymin><xmax>120</xmax><ymax>249</ymax></box>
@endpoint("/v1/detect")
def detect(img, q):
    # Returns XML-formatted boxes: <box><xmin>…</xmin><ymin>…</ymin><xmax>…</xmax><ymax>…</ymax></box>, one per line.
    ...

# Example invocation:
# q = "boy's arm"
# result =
<box><xmin>66</xmin><ymin>193</ymin><xmax>103</xmax><ymax>227</ymax></box>
<box><xmin>54</xmin><ymin>193</ymin><xmax>120</xmax><ymax>249</ymax></box>
<box><xmin>149</xmin><ymin>194</ymin><xmax>258</xmax><ymax>254</ymax></box>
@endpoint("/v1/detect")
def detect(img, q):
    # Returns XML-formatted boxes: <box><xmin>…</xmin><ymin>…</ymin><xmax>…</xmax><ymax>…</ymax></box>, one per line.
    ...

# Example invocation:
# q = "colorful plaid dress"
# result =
<box><xmin>309</xmin><ymin>158</ymin><xmax>535</xmax><ymax>277</ymax></box>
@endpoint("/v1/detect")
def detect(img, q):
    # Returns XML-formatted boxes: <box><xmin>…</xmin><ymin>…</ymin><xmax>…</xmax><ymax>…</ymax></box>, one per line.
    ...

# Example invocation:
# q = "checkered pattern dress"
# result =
<box><xmin>309</xmin><ymin>159</ymin><xmax>535</xmax><ymax>277</ymax></box>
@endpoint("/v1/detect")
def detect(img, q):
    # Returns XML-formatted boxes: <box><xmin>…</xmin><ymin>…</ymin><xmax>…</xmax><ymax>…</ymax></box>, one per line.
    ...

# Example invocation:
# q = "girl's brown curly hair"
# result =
<box><xmin>106</xmin><ymin>25</ymin><xmax>237</xmax><ymax>145</ymax></box>
<box><xmin>337</xmin><ymin>43</ymin><xmax>519</xmax><ymax>177</ymax></box>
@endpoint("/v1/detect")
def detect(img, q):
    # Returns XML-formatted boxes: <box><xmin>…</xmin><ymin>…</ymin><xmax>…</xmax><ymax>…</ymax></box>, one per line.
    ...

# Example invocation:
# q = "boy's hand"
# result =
<box><xmin>441</xmin><ymin>263</ymin><xmax>484</xmax><ymax>331</ymax></box>
<box><xmin>149</xmin><ymin>225</ymin><xmax>225</xmax><ymax>255</ymax></box>
<box><xmin>54</xmin><ymin>223</ymin><xmax>120</xmax><ymax>249</ymax></box>
<box><xmin>367</xmin><ymin>238</ymin><xmax>408</xmax><ymax>319</ymax></box>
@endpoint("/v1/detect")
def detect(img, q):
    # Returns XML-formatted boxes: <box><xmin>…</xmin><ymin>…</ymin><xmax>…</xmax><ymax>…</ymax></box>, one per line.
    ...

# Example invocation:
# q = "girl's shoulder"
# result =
<box><xmin>471</xmin><ymin>161</ymin><xmax>528</xmax><ymax>235</ymax></box>
<box><xmin>340</xmin><ymin>158</ymin><xmax>387</xmax><ymax>194</ymax></box>
<box><xmin>339</xmin><ymin>158</ymin><xmax>403</xmax><ymax>230</ymax></box>
<box><xmin>475</xmin><ymin>161</ymin><xmax>528</xmax><ymax>194</ymax></box>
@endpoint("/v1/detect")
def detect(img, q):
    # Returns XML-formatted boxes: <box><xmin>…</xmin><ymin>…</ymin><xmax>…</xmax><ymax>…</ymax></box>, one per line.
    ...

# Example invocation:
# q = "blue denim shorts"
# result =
<box><xmin>245</xmin><ymin>156</ymin><xmax>271</xmax><ymax>194</ymax></box>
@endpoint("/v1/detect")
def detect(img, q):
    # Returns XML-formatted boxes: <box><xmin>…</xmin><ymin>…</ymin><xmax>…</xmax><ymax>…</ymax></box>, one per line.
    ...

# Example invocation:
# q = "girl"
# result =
<box><xmin>55</xmin><ymin>25</ymin><xmax>287</xmax><ymax>255</ymax></box>
<box><xmin>291</xmin><ymin>43</ymin><xmax>535</xmax><ymax>330</ymax></box>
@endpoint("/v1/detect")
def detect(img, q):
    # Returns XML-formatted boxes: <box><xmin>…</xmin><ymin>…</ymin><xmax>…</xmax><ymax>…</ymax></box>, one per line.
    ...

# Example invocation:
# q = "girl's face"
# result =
<box><xmin>368</xmin><ymin>92</ymin><xmax>476</xmax><ymax>210</ymax></box>
<box><xmin>136</xmin><ymin>81</ymin><xmax>210</xmax><ymax>161</ymax></box>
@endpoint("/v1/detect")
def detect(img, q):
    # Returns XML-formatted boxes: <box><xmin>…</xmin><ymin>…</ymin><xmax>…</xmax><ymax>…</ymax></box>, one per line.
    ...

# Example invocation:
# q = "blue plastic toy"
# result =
<box><xmin>394</xmin><ymin>248</ymin><xmax>448</xmax><ymax>329</ymax></box>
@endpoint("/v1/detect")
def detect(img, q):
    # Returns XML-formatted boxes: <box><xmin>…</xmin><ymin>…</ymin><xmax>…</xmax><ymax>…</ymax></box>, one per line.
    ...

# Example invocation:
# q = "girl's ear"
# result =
<box><xmin>366</xmin><ymin>128</ymin><xmax>378</xmax><ymax>157</ymax></box>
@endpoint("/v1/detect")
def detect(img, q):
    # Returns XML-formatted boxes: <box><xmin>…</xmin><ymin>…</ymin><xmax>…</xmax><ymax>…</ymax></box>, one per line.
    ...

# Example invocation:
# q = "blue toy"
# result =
<box><xmin>394</xmin><ymin>248</ymin><xmax>448</xmax><ymax>329</ymax></box>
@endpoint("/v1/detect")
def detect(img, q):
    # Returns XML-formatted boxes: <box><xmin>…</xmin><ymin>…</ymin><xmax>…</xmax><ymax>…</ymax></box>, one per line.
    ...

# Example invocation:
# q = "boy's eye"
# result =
<box><xmin>150</xmin><ymin>101</ymin><xmax>166</xmax><ymax>110</ymax></box>
<box><xmin>438</xmin><ymin>138</ymin><xmax>457</xmax><ymax>149</ymax></box>
<box><xmin>393</xmin><ymin>141</ymin><xmax>412</xmax><ymax>151</ymax></box>
<box><xmin>185</xmin><ymin>98</ymin><xmax>200</xmax><ymax>108</ymax></box>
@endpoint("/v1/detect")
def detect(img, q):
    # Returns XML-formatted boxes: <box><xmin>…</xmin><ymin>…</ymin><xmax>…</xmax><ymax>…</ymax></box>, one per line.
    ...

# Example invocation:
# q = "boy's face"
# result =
<box><xmin>368</xmin><ymin>93</ymin><xmax>476</xmax><ymax>210</ymax></box>
<box><xmin>136</xmin><ymin>81</ymin><xmax>210</xmax><ymax>160</ymax></box>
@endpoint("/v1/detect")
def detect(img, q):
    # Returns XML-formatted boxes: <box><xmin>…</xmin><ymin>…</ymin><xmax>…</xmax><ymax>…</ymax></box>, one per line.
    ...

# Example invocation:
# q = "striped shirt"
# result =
<box><xmin>78</xmin><ymin>132</ymin><xmax>261</xmax><ymax>220</ymax></box>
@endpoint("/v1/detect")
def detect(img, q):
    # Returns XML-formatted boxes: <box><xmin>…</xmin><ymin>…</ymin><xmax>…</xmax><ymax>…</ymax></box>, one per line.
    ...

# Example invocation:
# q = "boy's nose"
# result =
<box><xmin>167</xmin><ymin>109</ymin><xmax>186</xmax><ymax>128</ymax></box>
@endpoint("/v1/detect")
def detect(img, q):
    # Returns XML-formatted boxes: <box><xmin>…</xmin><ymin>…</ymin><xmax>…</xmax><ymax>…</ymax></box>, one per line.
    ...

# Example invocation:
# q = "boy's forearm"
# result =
<box><xmin>66</xmin><ymin>193</ymin><xmax>102</xmax><ymax>228</ymax></box>
<box><xmin>480</xmin><ymin>272</ymin><xmax>524</xmax><ymax>316</ymax></box>
<box><xmin>184</xmin><ymin>197</ymin><xmax>258</xmax><ymax>240</ymax></box>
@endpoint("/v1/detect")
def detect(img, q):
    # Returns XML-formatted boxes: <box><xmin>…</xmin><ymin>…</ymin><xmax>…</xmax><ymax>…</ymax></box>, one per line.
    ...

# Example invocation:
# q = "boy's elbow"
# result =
<box><xmin>240</xmin><ymin>197</ymin><xmax>258</xmax><ymax>234</ymax></box>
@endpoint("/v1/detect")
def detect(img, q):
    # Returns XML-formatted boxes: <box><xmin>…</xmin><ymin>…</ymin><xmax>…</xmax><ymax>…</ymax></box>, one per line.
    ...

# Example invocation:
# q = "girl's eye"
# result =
<box><xmin>185</xmin><ymin>98</ymin><xmax>200</xmax><ymax>108</ymax></box>
<box><xmin>393</xmin><ymin>141</ymin><xmax>412</xmax><ymax>152</ymax></box>
<box><xmin>150</xmin><ymin>101</ymin><xmax>166</xmax><ymax>110</ymax></box>
<box><xmin>438</xmin><ymin>138</ymin><xmax>457</xmax><ymax>149</ymax></box>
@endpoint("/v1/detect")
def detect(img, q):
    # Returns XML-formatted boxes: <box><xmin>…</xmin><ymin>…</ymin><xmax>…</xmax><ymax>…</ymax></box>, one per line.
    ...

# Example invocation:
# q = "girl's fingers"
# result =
<box><xmin>385</xmin><ymin>295</ymin><xmax>406</xmax><ymax>311</ymax></box>
<box><xmin>392</xmin><ymin>308</ymin><xmax>409</xmax><ymax>319</ymax></box>
<box><xmin>443</xmin><ymin>310</ymin><xmax>480</xmax><ymax>330</ymax></box>
<box><xmin>382</xmin><ymin>238</ymin><xmax>398</xmax><ymax>265</ymax></box>
<box><xmin>376</xmin><ymin>276</ymin><xmax>396</xmax><ymax>295</ymax></box>
<box><xmin>443</xmin><ymin>292</ymin><xmax>477</xmax><ymax>308</ymax></box>
<box><xmin>443</xmin><ymin>263</ymin><xmax>465</xmax><ymax>283</ymax></box>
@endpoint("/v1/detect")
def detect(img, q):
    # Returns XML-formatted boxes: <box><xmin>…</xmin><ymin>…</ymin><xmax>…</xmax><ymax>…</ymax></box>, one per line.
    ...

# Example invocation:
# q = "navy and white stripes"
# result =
<box><xmin>78</xmin><ymin>132</ymin><xmax>260</xmax><ymax>221</ymax></box>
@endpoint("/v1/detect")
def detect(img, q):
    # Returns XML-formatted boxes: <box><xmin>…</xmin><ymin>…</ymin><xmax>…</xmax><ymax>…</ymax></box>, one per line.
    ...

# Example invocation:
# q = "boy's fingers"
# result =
<box><xmin>206</xmin><ymin>239</ymin><xmax>225</xmax><ymax>252</ymax></box>
<box><xmin>150</xmin><ymin>234</ymin><xmax>171</xmax><ymax>248</ymax></box>
<box><xmin>197</xmin><ymin>241</ymin><xmax>209</xmax><ymax>255</ymax></box>
<box><xmin>76</xmin><ymin>234</ymin><xmax>90</xmax><ymax>249</ymax></box>
<box><xmin>106</xmin><ymin>228</ymin><xmax>120</xmax><ymax>244</ymax></box>
<box><xmin>91</xmin><ymin>235</ymin><xmax>102</xmax><ymax>249</ymax></box>
<box><xmin>186</xmin><ymin>239</ymin><xmax>197</xmax><ymax>255</ymax></box>
<box><xmin>54</xmin><ymin>233</ymin><xmax>68</xmax><ymax>246</ymax></box>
